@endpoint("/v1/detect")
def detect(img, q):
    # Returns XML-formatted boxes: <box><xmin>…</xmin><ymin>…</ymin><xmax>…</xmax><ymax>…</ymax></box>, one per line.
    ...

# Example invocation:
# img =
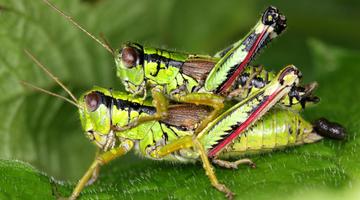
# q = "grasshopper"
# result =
<box><xmin>22</xmin><ymin>50</ymin><xmax>345</xmax><ymax>199</ymax></box>
<box><xmin>43</xmin><ymin>0</ymin><xmax>300</xmax><ymax>134</ymax></box>
<box><xmin>42</xmin><ymin>1</ymin><xmax>320</xmax><ymax>137</ymax></box>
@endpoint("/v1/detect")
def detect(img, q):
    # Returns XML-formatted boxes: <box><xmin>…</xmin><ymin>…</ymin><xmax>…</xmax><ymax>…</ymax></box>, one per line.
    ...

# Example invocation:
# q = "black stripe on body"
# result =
<box><xmin>96</xmin><ymin>91</ymin><xmax>156</xmax><ymax>115</ymax></box>
<box><xmin>144</xmin><ymin>53</ymin><xmax>184</xmax><ymax>77</ymax></box>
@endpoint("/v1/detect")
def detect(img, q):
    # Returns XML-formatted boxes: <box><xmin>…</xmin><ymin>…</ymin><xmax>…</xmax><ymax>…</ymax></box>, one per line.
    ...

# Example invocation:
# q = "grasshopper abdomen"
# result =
<box><xmin>219</xmin><ymin>108</ymin><xmax>321</xmax><ymax>157</ymax></box>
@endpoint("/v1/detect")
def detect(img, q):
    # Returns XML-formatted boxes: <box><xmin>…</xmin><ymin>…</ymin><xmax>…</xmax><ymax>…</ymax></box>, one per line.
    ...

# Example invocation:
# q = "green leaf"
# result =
<box><xmin>1</xmin><ymin>0</ymin><xmax>360</xmax><ymax>200</ymax></box>
<box><xmin>0</xmin><ymin>159</ymin><xmax>54</xmax><ymax>200</ymax></box>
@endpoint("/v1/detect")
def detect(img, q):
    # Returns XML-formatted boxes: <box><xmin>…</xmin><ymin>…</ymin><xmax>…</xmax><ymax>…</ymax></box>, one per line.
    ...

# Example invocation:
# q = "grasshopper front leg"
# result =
<box><xmin>85</xmin><ymin>148</ymin><xmax>101</xmax><ymax>186</ymax></box>
<box><xmin>69</xmin><ymin>140</ymin><xmax>134</xmax><ymax>200</ymax></box>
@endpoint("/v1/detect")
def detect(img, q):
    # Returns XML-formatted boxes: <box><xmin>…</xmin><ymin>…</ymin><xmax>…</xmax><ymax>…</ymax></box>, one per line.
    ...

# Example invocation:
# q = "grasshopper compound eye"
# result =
<box><xmin>85</xmin><ymin>92</ymin><xmax>101</xmax><ymax>112</ymax></box>
<box><xmin>121</xmin><ymin>46</ymin><xmax>139</xmax><ymax>68</ymax></box>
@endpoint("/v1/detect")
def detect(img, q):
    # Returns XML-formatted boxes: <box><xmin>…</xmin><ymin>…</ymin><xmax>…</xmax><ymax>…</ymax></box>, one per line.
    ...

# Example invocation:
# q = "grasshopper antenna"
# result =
<box><xmin>20</xmin><ymin>81</ymin><xmax>81</xmax><ymax>109</ymax></box>
<box><xmin>100</xmin><ymin>33</ymin><xmax>114</xmax><ymax>54</ymax></box>
<box><xmin>24</xmin><ymin>49</ymin><xmax>79</xmax><ymax>105</ymax></box>
<box><xmin>42</xmin><ymin>0</ymin><xmax>114</xmax><ymax>55</ymax></box>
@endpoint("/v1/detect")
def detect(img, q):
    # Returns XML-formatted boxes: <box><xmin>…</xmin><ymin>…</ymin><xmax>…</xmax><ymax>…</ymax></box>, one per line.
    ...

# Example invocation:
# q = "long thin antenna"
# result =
<box><xmin>20</xmin><ymin>81</ymin><xmax>81</xmax><ymax>109</ymax></box>
<box><xmin>100</xmin><ymin>33</ymin><xmax>114</xmax><ymax>54</ymax></box>
<box><xmin>42</xmin><ymin>0</ymin><xmax>114</xmax><ymax>55</ymax></box>
<box><xmin>24</xmin><ymin>49</ymin><xmax>78</xmax><ymax>104</ymax></box>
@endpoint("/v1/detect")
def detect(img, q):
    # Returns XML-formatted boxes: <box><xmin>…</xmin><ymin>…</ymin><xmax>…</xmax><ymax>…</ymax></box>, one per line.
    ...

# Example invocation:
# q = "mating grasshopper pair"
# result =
<box><xmin>23</xmin><ymin>1</ymin><xmax>346</xmax><ymax>199</ymax></box>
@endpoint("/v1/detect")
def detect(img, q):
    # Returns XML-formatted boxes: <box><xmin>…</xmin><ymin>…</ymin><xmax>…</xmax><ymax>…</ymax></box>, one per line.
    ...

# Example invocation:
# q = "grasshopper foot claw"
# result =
<box><xmin>213</xmin><ymin>183</ymin><xmax>234</xmax><ymax>200</ymax></box>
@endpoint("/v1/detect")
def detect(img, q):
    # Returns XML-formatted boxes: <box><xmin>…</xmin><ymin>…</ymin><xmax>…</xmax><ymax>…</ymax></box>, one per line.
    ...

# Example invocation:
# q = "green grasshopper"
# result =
<box><xmin>43</xmin><ymin>1</ymin><xmax>320</xmax><ymax>138</ymax></box>
<box><xmin>23</xmin><ymin>50</ymin><xmax>345</xmax><ymax>199</ymax></box>
<box><xmin>44</xmin><ymin>0</ymin><xmax>303</xmax><ymax>134</ymax></box>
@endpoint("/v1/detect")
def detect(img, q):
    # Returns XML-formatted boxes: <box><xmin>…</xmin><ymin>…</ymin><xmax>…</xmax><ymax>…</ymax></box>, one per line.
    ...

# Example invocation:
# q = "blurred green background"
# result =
<box><xmin>0</xmin><ymin>0</ymin><xmax>360</xmax><ymax>199</ymax></box>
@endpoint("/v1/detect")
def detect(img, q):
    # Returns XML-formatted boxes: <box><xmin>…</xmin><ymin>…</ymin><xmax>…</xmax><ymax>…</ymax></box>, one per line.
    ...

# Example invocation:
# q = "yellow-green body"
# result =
<box><xmin>219</xmin><ymin>108</ymin><xmax>321</xmax><ymax>158</ymax></box>
<box><xmin>78</xmin><ymin>84</ymin><xmax>322</xmax><ymax>163</ymax></box>
<box><xmin>127</xmin><ymin>108</ymin><xmax>321</xmax><ymax>162</ymax></box>
<box><xmin>115</xmin><ymin>7</ymin><xmax>287</xmax><ymax>100</ymax></box>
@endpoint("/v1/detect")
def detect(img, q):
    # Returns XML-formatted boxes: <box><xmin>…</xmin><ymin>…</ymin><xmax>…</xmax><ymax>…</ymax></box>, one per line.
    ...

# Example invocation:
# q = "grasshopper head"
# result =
<box><xmin>115</xmin><ymin>42</ymin><xmax>146</xmax><ymax>96</ymax></box>
<box><xmin>78</xmin><ymin>90</ymin><xmax>112</xmax><ymax>148</ymax></box>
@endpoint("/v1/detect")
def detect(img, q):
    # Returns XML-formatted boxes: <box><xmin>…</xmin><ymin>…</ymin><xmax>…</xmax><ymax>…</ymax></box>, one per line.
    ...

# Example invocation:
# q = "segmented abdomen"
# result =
<box><xmin>219</xmin><ymin>108</ymin><xmax>322</xmax><ymax>157</ymax></box>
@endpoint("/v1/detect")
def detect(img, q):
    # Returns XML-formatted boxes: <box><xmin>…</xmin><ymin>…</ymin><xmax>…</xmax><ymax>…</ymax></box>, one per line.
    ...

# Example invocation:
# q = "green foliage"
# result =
<box><xmin>0</xmin><ymin>0</ymin><xmax>360</xmax><ymax>199</ymax></box>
